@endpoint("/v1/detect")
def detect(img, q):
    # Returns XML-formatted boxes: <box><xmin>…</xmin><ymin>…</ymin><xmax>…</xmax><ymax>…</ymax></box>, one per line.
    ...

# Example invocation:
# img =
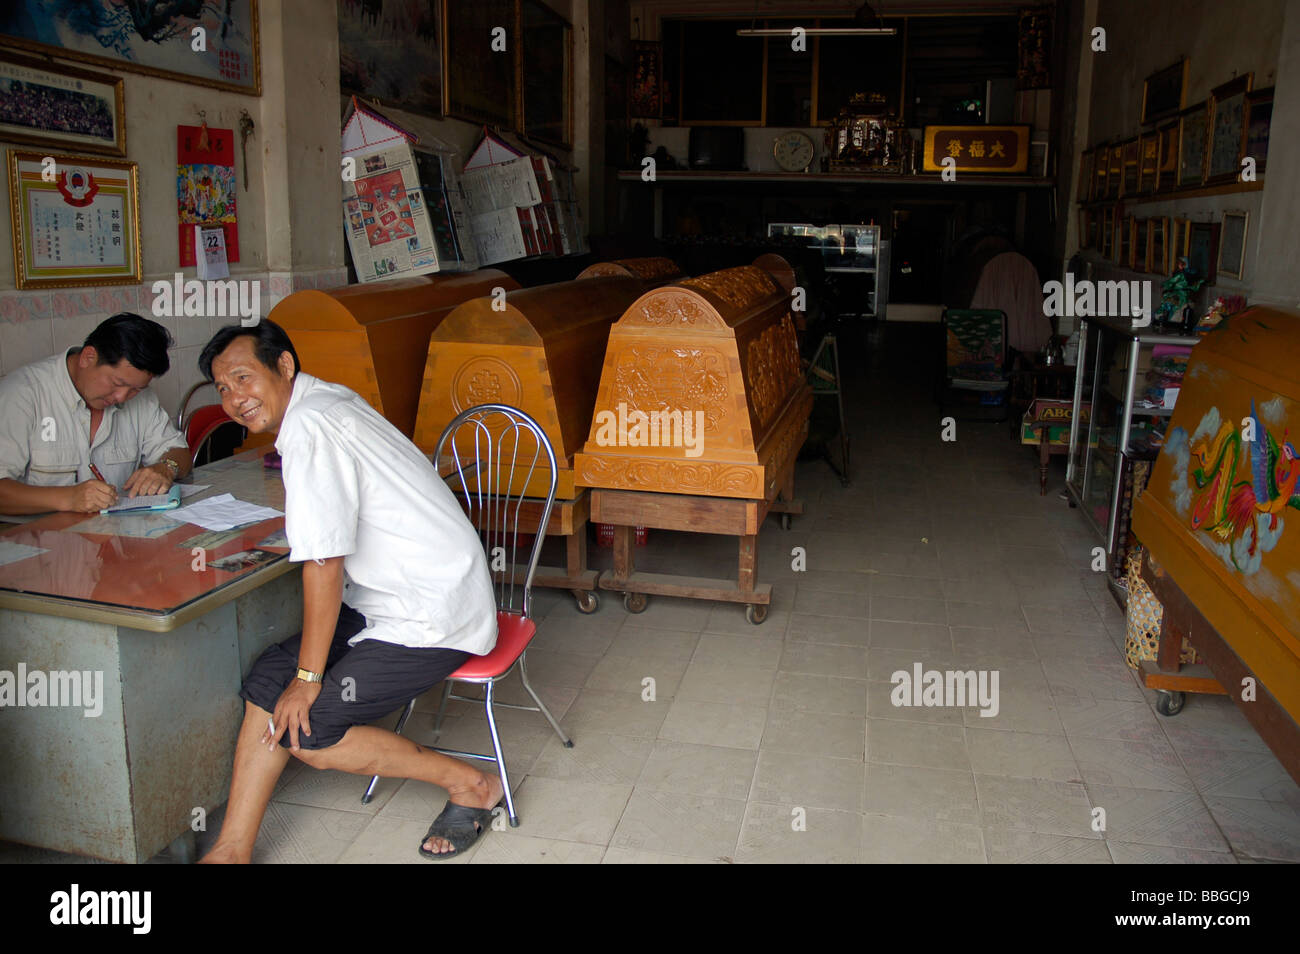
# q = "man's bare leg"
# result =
<box><xmin>293</xmin><ymin>725</ymin><xmax>503</xmax><ymax>855</ymax></box>
<box><xmin>198</xmin><ymin>701</ymin><xmax>292</xmax><ymax>864</ymax></box>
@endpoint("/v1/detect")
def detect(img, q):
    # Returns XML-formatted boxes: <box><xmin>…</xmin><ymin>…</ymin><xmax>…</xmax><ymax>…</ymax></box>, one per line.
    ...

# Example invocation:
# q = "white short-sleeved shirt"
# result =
<box><xmin>0</xmin><ymin>350</ymin><xmax>187</xmax><ymax>491</ymax></box>
<box><xmin>275</xmin><ymin>373</ymin><xmax>497</xmax><ymax>655</ymax></box>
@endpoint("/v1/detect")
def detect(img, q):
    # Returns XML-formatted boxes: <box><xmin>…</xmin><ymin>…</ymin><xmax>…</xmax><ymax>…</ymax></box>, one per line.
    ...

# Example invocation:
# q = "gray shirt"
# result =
<box><xmin>0</xmin><ymin>350</ymin><xmax>187</xmax><ymax>491</ymax></box>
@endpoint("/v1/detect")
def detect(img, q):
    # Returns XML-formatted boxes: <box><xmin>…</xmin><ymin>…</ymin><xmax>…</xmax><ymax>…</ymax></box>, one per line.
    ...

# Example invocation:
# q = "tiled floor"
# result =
<box><xmin>5</xmin><ymin>323</ymin><xmax>1298</xmax><ymax>863</ymax></box>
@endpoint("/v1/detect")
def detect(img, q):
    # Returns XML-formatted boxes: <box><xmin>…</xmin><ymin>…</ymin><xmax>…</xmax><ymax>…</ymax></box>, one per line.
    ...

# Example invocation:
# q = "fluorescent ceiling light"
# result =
<box><xmin>736</xmin><ymin>27</ymin><xmax>897</xmax><ymax>35</ymax></box>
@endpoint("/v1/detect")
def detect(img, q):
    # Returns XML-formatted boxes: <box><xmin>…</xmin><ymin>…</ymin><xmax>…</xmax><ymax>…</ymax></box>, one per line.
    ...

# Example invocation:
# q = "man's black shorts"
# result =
<box><xmin>239</xmin><ymin>605</ymin><xmax>470</xmax><ymax>750</ymax></box>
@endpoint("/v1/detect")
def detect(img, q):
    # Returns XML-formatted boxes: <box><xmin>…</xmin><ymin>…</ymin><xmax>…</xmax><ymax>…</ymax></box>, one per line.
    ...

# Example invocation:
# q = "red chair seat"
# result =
<box><xmin>448</xmin><ymin>610</ymin><xmax>535</xmax><ymax>680</ymax></box>
<box><xmin>185</xmin><ymin>404</ymin><xmax>240</xmax><ymax>459</ymax></box>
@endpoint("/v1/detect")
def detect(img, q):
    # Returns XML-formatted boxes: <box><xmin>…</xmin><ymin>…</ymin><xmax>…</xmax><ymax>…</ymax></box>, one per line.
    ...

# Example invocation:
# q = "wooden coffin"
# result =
<box><xmin>576</xmin><ymin>256</ymin><xmax>682</xmax><ymax>283</ymax></box>
<box><xmin>268</xmin><ymin>270</ymin><xmax>518</xmax><ymax>438</ymax></box>
<box><xmin>573</xmin><ymin>257</ymin><xmax>813</xmax><ymax>501</ymax></box>
<box><xmin>413</xmin><ymin>275</ymin><xmax>647</xmax><ymax>499</ymax></box>
<box><xmin>1132</xmin><ymin>307</ymin><xmax>1300</xmax><ymax>771</ymax></box>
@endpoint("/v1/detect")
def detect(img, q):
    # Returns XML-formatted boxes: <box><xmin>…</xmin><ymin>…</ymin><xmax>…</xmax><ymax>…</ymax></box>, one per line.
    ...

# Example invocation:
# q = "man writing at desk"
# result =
<box><xmin>196</xmin><ymin>319</ymin><xmax>502</xmax><ymax>862</ymax></box>
<box><xmin>0</xmin><ymin>312</ymin><xmax>192</xmax><ymax>515</ymax></box>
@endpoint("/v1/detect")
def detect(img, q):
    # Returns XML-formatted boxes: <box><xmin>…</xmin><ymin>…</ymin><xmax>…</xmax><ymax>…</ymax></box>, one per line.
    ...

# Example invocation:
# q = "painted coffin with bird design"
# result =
<box><xmin>1133</xmin><ymin>306</ymin><xmax>1300</xmax><ymax>728</ymax></box>
<box><xmin>413</xmin><ymin>275</ymin><xmax>648</xmax><ymax>499</ymax></box>
<box><xmin>268</xmin><ymin>270</ymin><xmax>519</xmax><ymax>439</ymax></box>
<box><xmin>573</xmin><ymin>257</ymin><xmax>812</xmax><ymax>500</ymax></box>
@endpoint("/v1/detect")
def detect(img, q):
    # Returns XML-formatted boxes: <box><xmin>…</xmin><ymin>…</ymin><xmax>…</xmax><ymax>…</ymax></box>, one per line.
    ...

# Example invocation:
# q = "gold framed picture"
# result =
<box><xmin>7</xmin><ymin>149</ymin><xmax>142</xmax><ymax>289</ymax></box>
<box><xmin>1218</xmin><ymin>209</ymin><xmax>1249</xmax><ymax>280</ymax></box>
<box><xmin>1132</xmin><ymin>217</ymin><xmax>1148</xmax><ymax>272</ymax></box>
<box><xmin>1177</xmin><ymin>102</ymin><xmax>1208</xmax><ymax>188</ymax></box>
<box><xmin>1149</xmin><ymin>216</ymin><xmax>1169</xmax><ymax>276</ymax></box>
<box><xmin>1137</xmin><ymin>132</ymin><xmax>1159</xmax><ymax>194</ymax></box>
<box><xmin>1206</xmin><ymin>73</ymin><xmax>1253</xmax><ymax>184</ymax></box>
<box><xmin>1141</xmin><ymin>58</ymin><xmax>1187</xmax><ymax>125</ymax></box>
<box><xmin>1155</xmin><ymin>120</ymin><xmax>1179</xmax><ymax>191</ymax></box>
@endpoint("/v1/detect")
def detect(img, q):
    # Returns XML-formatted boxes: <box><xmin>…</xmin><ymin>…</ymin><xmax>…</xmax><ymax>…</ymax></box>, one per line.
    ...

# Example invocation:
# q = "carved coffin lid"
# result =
<box><xmin>574</xmin><ymin>257</ymin><xmax>811</xmax><ymax>499</ymax></box>
<box><xmin>1132</xmin><ymin>306</ymin><xmax>1300</xmax><ymax>719</ymax></box>
<box><xmin>269</xmin><ymin>269</ymin><xmax>518</xmax><ymax>437</ymax></box>
<box><xmin>576</xmin><ymin>257</ymin><xmax>682</xmax><ymax>283</ymax></box>
<box><xmin>414</xmin><ymin>275</ymin><xmax>646</xmax><ymax>498</ymax></box>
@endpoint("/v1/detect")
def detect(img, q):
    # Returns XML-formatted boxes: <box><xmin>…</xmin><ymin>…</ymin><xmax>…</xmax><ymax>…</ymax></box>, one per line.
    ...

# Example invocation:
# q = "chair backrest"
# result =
<box><xmin>943</xmin><ymin>308</ymin><xmax>1008</xmax><ymax>373</ymax></box>
<box><xmin>433</xmin><ymin>404</ymin><xmax>557</xmax><ymax>620</ymax></box>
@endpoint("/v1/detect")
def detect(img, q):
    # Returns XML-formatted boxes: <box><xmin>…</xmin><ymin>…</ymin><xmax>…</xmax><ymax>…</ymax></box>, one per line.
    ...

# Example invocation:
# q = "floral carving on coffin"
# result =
<box><xmin>746</xmin><ymin>314</ymin><xmax>802</xmax><ymax>426</ymax></box>
<box><xmin>612</xmin><ymin>346</ymin><xmax>731</xmax><ymax>431</ymax></box>
<box><xmin>577</xmin><ymin>456</ymin><xmax>760</xmax><ymax>497</ymax></box>
<box><xmin>682</xmin><ymin>266</ymin><xmax>779</xmax><ymax>312</ymax></box>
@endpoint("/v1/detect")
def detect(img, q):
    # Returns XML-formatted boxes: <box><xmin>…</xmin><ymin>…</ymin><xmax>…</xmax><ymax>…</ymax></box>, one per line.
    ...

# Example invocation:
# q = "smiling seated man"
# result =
<box><xmin>196</xmin><ymin>319</ymin><xmax>501</xmax><ymax>863</ymax></box>
<box><xmin>0</xmin><ymin>312</ymin><xmax>191</xmax><ymax>516</ymax></box>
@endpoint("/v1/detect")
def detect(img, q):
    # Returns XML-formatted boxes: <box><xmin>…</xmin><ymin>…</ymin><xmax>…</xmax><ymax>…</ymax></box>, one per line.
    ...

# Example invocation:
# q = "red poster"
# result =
<box><xmin>177</xmin><ymin>125</ymin><xmax>239</xmax><ymax>266</ymax></box>
<box><xmin>358</xmin><ymin>169</ymin><xmax>414</xmax><ymax>248</ymax></box>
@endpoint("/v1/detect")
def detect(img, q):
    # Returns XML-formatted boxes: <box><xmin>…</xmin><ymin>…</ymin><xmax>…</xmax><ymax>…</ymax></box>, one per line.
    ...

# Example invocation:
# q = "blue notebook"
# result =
<box><xmin>100</xmin><ymin>484</ymin><xmax>182</xmax><ymax>515</ymax></box>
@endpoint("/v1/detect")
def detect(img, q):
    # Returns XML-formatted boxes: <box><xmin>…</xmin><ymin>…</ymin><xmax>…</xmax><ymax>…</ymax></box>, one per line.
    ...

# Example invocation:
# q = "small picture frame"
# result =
<box><xmin>1187</xmin><ymin>221</ymin><xmax>1221</xmax><ymax>285</ymax></box>
<box><xmin>1218</xmin><ymin>210</ymin><xmax>1249</xmax><ymax>280</ymax></box>
<box><xmin>7</xmin><ymin>149</ymin><xmax>142</xmax><ymax>289</ymax></box>
<box><xmin>1132</xmin><ymin>217</ymin><xmax>1149</xmax><ymax>272</ymax></box>
<box><xmin>1149</xmin><ymin>216</ymin><xmax>1168</xmax><ymax>275</ymax></box>
<box><xmin>1121</xmin><ymin>138</ymin><xmax>1140</xmax><ymax>196</ymax></box>
<box><xmin>1137</xmin><ymin>131</ymin><xmax>1159</xmax><ymax>194</ymax></box>
<box><xmin>1245</xmin><ymin>87</ymin><xmax>1273</xmax><ymax>175</ymax></box>
<box><xmin>1142</xmin><ymin>58</ymin><xmax>1188</xmax><ymax>125</ymax></box>
<box><xmin>1177</xmin><ymin>103</ymin><xmax>1208</xmax><ymax>188</ymax></box>
<box><xmin>1206</xmin><ymin>73</ymin><xmax>1253</xmax><ymax>183</ymax></box>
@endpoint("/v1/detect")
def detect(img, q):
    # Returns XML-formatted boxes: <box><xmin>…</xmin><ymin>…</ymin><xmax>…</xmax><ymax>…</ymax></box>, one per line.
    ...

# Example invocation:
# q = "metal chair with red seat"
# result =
<box><xmin>177</xmin><ymin>381</ymin><xmax>247</xmax><ymax>466</ymax></box>
<box><xmin>360</xmin><ymin>403</ymin><xmax>572</xmax><ymax>826</ymax></box>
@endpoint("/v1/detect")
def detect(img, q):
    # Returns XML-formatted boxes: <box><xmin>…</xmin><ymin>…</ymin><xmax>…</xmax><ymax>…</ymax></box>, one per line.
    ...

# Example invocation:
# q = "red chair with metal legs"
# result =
<box><xmin>177</xmin><ymin>382</ymin><xmax>246</xmax><ymax>465</ymax></box>
<box><xmin>361</xmin><ymin>404</ymin><xmax>572</xmax><ymax>826</ymax></box>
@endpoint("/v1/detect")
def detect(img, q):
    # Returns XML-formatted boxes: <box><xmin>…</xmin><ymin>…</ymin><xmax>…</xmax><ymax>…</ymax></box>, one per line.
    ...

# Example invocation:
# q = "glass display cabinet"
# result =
<box><xmin>1065</xmin><ymin>315</ymin><xmax>1198</xmax><ymax>601</ymax></box>
<box><xmin>767</xmin><ymin>222</ymin><xmax>884</xmax><ymax>318</ymax></box>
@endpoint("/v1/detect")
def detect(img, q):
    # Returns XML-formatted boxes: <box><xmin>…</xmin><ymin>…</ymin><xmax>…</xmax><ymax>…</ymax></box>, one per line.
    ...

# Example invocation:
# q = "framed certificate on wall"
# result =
<box><xmin>7</xmin><ymin>150</ymin><xmax>142</xmax><ymax>289</ymax></box>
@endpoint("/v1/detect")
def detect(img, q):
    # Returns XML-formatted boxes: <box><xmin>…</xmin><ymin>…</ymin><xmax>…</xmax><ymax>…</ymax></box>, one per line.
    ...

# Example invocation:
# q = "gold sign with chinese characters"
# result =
<box><xmin>921</xmin><ymin>125</ymin><xmax>1031</xmax><ymax>174</ymax></box>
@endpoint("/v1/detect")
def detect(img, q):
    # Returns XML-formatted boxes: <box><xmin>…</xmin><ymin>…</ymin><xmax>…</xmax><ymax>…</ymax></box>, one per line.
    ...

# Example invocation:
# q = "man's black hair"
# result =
<box><xmin>198</xmin><ymin>318</ymin><xmax>301</xmax><ymax>381</ymax></box>
<box><xmin>84</xmin><ymin>312</ymin><xmax>173</xmax><ymax>376</ymax></box>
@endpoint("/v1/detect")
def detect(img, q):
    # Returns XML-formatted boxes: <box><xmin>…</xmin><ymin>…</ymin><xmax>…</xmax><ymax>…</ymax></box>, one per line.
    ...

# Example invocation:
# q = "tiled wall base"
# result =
<box><xmin>0</xmin><ymin>266</ymin><xmax>348</xmax><ymax>424</ymax></box>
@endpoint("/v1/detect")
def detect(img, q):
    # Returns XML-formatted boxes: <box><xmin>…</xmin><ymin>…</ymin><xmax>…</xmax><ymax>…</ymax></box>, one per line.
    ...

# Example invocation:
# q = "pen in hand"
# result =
<box><xmin>88</xmin><ymin>463</ymin><xmax>118</xmax><ymax>506</ymax></box>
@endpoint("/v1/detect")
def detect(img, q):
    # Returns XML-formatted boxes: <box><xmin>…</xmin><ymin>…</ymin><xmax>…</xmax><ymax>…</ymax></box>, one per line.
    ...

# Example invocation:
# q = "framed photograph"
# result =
<box><xmin>1218</xmin><ymin>210</ymin><xmax>1249</xmax><ymax>280</ymax></box>
<box><xmin>0</xmin><ymin>0</ymin><xmax>259</xmax><ymax>95</ymax></box>
<box><xmin>1077</xmin><ymin>149</ymin><xmax>1093</xmax><ymax>202</ymax></box>
<box><xmin>340</xmin><ymin>0</ymin><xmax>442</xmax><ymax>117</ymax></box>
<box><xmin>1137</xmin><ymin>131</ymin><xmax>1159</xmax><ymax>194</ymax></box>
<box><xmin>1142</xmin><ymin>58</ymin><xmax>1187</xmax><ymax>125</ymax></box>
<box><xmin>1155</xmin><ymin>120</ymin><xmax>1179</xmax><ymax>191</ymax></box>
<box><xmin>1149</xmin><ymin>216</ymin><xmax>1168</xmax><ymax>275</ymax></box>
<box><xmin>1245</xmin><ymin>87</ymin><xmax>1273</xmax><ymax>175</ymax></box>
<box><xmin>0</xmin><ymin>52</ymin><xmax>124</xmax><ymax>156</ymax></box>
<box><xmin>1117</xmin><ymin>213</ymin><xmax>1132</xmax><ymax>266</ymax></box>
<box><xmin>1121</xmin><ymin>138</ymin><xmax>1139</xmax><ymax>195</ymax></box>
<box><xmin>521</xmin><ymin>0</ymin><xmax>572</xmax><ymax>146</ymax></box>
<box><xmin>1100</xmin><ymin>206</ymin><xmax>1115</xmax><ymax>258</ymax></box>
<box><xmin>1206</xmin><ymin>73</ymin><xmax>1253</xmax><ymax>183</ymax></box>
<box><xmin>7</xmin><ymin>150</ymin><xmax>141</xmax><ymax>289</ymax></box>
<box><xmin>1177</xmin><ymin>103</ymin><xmax>1208</xmax><ymax>188</ymax></box>
<box><xmin>1132</xmin><ymin>218</ymin><xmax>1148</xmax><ymax>272</ymax></box>
<box><xmin>443</xmin><ymin>0</ymin><xmax>517</xmax><ymax>128</ymax></box>
<box><xmin>1187</xmin><ymin>221</ymin><xmax>1220</xmax><ymax>285</ymax></box>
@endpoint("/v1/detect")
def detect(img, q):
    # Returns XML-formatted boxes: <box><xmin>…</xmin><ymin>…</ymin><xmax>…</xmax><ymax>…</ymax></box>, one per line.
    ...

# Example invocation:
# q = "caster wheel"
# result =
<box><xmin>575</xmin><ymin>591</ymin><xmax>599</xmax><ymax>614</ymax></box>
<box><xmin>780</xmin><ymin>512</ymin><xmax>792</xmax><ymax>530</ymax></box>
<box><xmin>623</xmin><ymin>591</ymin><xmax>648</xmax><ymax>614</ymax></box>
<box><xmin>745</xmin><ymin>603</ymin><xmax>769</xmax><ymax>625</ymax></box>
<box><xmin>1154</xmin><ymin>690</ymin><xmax>1185</xmax><ymax>717</ymax></box>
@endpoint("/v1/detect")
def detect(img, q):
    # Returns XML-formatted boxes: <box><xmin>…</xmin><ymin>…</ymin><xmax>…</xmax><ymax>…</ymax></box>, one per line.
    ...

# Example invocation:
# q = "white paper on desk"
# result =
<box><xmin>177</xmin><ymin>483</ymin><xmax>211</xmax><ymax>499</ymax></box>
<box><xmin>170</xmin><ymin>493</ymin><xmax>283</xmax><ymax>532</ymax></box>
<box><xmin>0</xmin><ymin>540</ymin><xmax>48</xmax><ymax>567</ymax></box>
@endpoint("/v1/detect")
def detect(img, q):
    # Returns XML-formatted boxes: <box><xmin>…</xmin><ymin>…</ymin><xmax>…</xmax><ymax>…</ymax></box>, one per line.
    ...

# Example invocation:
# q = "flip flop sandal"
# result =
<box><xmin>418</xmin><ymin>800</ymin><xmax>498</xmax><ymax>860</ymax></box>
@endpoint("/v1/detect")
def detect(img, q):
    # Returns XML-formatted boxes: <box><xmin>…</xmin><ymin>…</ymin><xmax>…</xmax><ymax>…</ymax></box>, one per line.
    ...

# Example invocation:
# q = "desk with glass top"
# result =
<box><xmin>0</xmin><ymin>450</ymin><xmax>304</xmax><ymax>863</ymax></box>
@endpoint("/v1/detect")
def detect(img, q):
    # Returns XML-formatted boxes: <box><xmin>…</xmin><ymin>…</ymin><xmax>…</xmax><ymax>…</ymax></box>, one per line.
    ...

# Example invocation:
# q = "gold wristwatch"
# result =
<box><xmin>161</xmin><ymin>457</ymin><xmax>180</xmax><ymax>476</ymax></box>
<box><xmin>296</xmin><ymin>667</ymin><xmax>323</xmax><ymax>683</ymax></box>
